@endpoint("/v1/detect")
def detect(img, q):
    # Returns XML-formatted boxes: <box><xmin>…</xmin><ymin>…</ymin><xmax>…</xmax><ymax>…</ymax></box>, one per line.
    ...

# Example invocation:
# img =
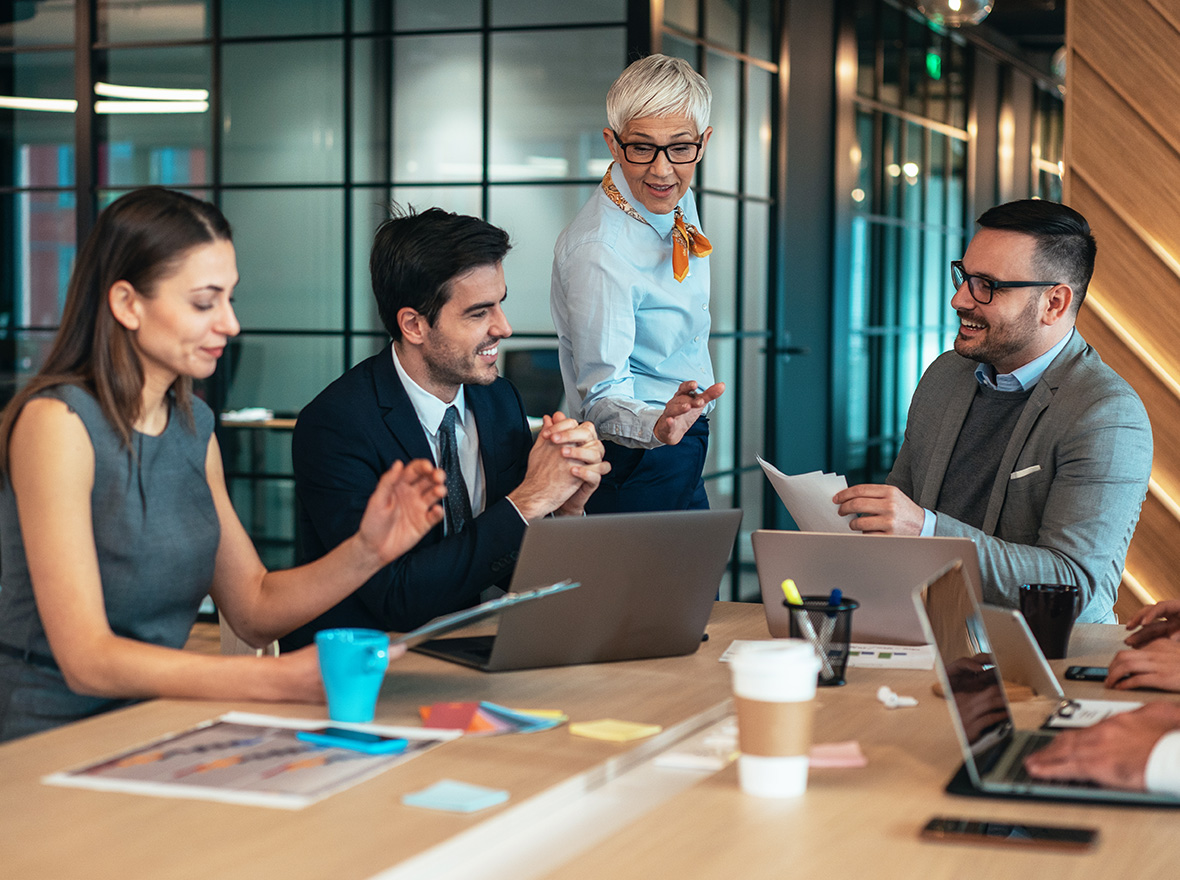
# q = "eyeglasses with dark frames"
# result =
<box><xmin>950</xmin><ymin>260</ymin><xmax>1060</xmax><ymax>305</ymax></box>
<box><xmin>611</xmin><ymin>131</ymin><xmax>704</xmax><ymax>165</ymax></box>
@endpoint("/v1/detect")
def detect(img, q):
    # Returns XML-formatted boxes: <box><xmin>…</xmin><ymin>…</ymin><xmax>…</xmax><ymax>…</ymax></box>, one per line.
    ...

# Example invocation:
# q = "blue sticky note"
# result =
<box><xmin>401</xmin><ymin>779</ymin><xmax>509</xmax><ymax>813</ymax></box>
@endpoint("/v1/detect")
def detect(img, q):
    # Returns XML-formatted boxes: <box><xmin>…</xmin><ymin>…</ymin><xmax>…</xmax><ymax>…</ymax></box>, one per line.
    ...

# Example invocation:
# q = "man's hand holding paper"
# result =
<box><xmin>755</xmin><ymin>457</ymin><xmax>856</xmax><ymax>532</ymax></box>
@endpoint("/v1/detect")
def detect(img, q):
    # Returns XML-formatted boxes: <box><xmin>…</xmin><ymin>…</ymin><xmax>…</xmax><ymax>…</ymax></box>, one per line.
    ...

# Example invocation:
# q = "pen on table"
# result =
<box><xmin>781</xmin><ymin>579</ymin><xmax>835</xmax><ymax>679</ymax></box>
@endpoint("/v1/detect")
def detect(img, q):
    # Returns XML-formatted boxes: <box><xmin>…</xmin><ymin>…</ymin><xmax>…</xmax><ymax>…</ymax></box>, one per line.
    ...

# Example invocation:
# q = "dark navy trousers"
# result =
<box><xmin>585</xmin><ymin>418</ymin><xmax>710</xmax><ymax>514</ymax></box>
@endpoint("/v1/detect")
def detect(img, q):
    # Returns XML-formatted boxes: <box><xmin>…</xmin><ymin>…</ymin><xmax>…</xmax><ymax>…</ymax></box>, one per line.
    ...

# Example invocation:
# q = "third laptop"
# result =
<box><xmin>914</xmin><ymin>560</ymin><xmax>1179</xmax><ymax>806</ymax></box>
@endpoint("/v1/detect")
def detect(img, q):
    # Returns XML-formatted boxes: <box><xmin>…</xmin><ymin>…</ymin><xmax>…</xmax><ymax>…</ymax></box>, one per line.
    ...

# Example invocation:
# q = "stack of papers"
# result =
<box><xmin>756</xmin><ymin>457</ymin><xmax>855</xmax><ymax>532</ymax></box>
<box><xmin>419</xmin><ymin>701</ymin><xmax>567</xmax><ymax>735</ymax></box>
<box><xmin>220</xmin><ymin>407</ymin><xmax>275</xmax><ymax>423</ymax></box>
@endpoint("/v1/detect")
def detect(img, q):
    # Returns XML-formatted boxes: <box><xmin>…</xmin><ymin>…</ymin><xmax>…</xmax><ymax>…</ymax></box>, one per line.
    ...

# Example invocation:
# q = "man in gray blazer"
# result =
<box><xmin>834</xmin><ymin>199</ymin><xmax>1152</xmax><ymax>622</ymax></box>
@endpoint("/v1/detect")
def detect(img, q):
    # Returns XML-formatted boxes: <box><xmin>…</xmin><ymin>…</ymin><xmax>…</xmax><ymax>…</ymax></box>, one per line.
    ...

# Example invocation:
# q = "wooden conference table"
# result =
<box><xmin>0</xmin><ymin>603</ymin><xmax>1174</xmax><ymax>880</ymax></box>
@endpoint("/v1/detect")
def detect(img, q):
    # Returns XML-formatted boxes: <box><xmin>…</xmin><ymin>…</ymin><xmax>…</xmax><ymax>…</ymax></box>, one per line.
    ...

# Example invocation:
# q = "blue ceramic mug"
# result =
<box><xmin>315</xmin><ymin>628</ymin><xmax>390</xmax><ymax>723</ymax></box>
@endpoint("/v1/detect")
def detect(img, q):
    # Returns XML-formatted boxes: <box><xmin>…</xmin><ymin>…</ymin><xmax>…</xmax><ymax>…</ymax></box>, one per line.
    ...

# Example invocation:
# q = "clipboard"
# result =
<box><xmin>389</xmin><ymin>580</ymin><xmax>580</xmax><ymax>649</ymax></box>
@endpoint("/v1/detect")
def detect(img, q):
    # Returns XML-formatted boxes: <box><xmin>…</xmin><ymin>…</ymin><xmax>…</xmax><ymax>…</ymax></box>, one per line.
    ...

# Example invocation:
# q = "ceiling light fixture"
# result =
<box><xmin>94</xmin><ymin>82</ymin><xmax>209</xmax><ymax>101</ymax></box>
<box><xmin>1</xmin><ymin>82</ymin><xmax>210</xmax><ymax>114</ymax></box>
<box><xmin>95</xmin><ymin>100</ymin><xmax>209</xmax><ymax>114</ymax></box>
<box><xmin>914</xmin><ymin>0</ymin><xmax>993</xmax><ymax>27</ymax></box>
<box><xmin>0</xmin><ymin>96</ymin><xmax>77</xmax><ymax>112</ymax></box>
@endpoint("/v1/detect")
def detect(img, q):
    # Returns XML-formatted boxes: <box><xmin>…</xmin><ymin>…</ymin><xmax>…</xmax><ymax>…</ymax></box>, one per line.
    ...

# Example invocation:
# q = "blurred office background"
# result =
<box><xmin>0</xmin><ymin>0</ymin><xmax>1072</xmax><ymax>601</ymax></box>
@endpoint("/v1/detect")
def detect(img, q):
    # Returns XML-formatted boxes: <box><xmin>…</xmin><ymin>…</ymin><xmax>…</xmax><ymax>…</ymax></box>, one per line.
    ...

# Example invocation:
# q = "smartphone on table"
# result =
<box><xmin>1064</xmin><ymin>666</ymin><xmax>1109</xmax><ymax>682</ymax></box>
<box><xmin>920</xmin><ymin>817</ymin><xmax>1097</xmax><ymax>852</ymax></box>
<box><xmin>295</xmin><ymin>727</ymin><xmax>409</xmax><ymax>755</ymax></box>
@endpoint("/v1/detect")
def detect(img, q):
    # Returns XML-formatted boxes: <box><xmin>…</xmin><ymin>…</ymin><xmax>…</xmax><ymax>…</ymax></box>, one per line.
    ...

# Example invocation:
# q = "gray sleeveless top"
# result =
<box><xmin>0</xmin><ymin>384</ymin><xmax>219</xmax><ymax>741</ymax></box>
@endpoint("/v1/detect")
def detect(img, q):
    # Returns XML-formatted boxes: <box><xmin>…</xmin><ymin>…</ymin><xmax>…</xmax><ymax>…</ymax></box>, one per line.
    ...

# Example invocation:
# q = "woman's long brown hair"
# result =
<box><xmin>0</xmin><ymin>187</ymin><xmax>233</xmax><ymax>483</ymax></box>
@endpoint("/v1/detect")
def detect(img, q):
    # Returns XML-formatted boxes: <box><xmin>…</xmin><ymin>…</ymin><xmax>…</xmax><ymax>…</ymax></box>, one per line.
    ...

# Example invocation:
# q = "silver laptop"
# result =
<box><xmin>753</xmin><ymin>530</ymin><xmax>983</xmax><ymax>645</ymax></box>
<box><xmin>413</xmin><ymin>509</ymin><xmax>743</xmax><ymax>671</ymax></box>
<box><xmin>979</xmin><ymin>603</ymin><xmax>1143</xmax><ymax>727</ymax></box>
<box><xmin>977</xmin><ymin>604</ymin><xmax>1065</xmax><ymax>700</ymax></box>
<box><xmin>915</xmin><ymin>560</ymin><xmax>1179</xmax><ymax>806</ymax></box>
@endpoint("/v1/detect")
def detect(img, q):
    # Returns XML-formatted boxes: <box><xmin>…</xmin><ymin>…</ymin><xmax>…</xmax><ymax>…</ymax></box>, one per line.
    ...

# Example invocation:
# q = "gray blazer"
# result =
<box><xmin>887</xmin><ymin>330</ymin><xmax>1152</xmax><ymax>622</ymax></box>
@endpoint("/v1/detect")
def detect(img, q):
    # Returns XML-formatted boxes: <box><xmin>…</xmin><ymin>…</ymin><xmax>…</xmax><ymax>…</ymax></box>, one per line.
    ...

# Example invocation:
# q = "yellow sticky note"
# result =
<box><xmin>569</xmin><ymin>719</ymin><xmax>663</xmax><ymax>742</ymax></box>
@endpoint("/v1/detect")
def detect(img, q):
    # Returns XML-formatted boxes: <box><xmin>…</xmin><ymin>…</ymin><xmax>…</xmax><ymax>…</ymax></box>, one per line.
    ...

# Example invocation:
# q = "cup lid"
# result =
<box><xmin>731</xmin><ymin>639</ymin><xmax>818</xmax><ymax>673</ymax></box>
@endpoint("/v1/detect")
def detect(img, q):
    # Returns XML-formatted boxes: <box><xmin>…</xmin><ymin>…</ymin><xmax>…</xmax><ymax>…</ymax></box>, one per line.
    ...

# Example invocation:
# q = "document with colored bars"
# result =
<box><xmin>42</xmin><ymin>712</ymin><xmax>458</xmax><ymax>809</ymax></box>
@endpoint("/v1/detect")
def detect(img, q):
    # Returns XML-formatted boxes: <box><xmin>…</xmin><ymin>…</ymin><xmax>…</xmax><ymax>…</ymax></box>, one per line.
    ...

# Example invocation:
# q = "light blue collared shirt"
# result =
<box><xmin>550</xmin><ymin>166</ymin><xmax>715</xmax><ymax>448</ymax></box>
<box><xmin>972</xmin><ymin>329</ymin><xmax>1073</xmax><ymax>392</ymax></box>
<box><xmin>919</xmin><ymin>329</ymin><xmax>1075</xmax><ymax>536</ymax></box>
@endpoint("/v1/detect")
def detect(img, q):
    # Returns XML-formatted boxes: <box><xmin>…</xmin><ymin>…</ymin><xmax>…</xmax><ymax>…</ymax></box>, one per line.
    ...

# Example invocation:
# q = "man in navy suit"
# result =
<box><xmin>280</xmin><ymin>208</ymin><xmax>608</xmax><ymax>649</ymax></box>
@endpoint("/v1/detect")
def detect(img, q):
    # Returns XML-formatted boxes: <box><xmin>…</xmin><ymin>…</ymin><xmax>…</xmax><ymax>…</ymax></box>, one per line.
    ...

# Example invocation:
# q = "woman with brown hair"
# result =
<box><xmin>0</xmin><ymin>187</ymin><xmax>445</xmax><ymax>741</ymax></box>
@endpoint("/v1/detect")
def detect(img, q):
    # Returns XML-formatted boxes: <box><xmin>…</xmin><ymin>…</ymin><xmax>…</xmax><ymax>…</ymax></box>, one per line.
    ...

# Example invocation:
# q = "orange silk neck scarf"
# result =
<box><xmin>601</xmin><ymin>163</ymin><xmax>712</xmax><ymax>283</ymax></box>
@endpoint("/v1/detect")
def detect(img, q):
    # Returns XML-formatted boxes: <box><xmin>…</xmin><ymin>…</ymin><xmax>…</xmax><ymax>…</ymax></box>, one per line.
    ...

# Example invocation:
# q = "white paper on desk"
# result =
<box><xmin>42</xmin><ymin>712</ymin><xmax>459</xmax><ymax>810</ymax></box>
<box><xmin>756</xmin><ymin>457</ymin><xmax>856</xmax><ymax>533</ymax></box>
<box><xmin>845</xmin><ymin>643</ymin><xmax>935</xmax><ymax>670</ymax></box>
<box><xmin>718</xmin><ymin>639</ymin><xmax>770</xmax><ymax>662</ymax></box>
<box><xmin>1044</xmin><ymin>699</ymin><xmax>1143</xmax><ymax>729</ymax></box>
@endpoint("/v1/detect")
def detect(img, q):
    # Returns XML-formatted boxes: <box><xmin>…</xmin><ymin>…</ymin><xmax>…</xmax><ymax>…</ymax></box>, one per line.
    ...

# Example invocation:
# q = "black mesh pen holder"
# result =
<box><xmin>785</xmin><ymin>596</ymin><xmax>859</xmax><ymax>686</ymax></box>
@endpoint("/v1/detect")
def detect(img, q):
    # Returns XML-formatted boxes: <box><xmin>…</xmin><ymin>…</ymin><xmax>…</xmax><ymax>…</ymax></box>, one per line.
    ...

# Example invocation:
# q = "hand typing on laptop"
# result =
<box><xmin>1100</xmin><ymin>599</ymin><xmax>1180</xmax><ymax>693</ymax></box>
<box><xmin>1024</xmin><ymin>703</ymin><xmax>1180</xmax><ymax>793</ymax></box>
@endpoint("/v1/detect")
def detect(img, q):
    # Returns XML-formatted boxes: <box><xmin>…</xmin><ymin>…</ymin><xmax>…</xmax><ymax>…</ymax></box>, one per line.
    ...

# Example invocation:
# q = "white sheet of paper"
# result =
<box><xmin>756</xmin><ymin>456</ymin><xmax>856</xmax><ymax>532</ymax></box>
<box><xmin>1044</xmin><ymin>699</ymin><xmax>1143</xmax><ymax>729</ymax></box>
<box><xmin>846</xmin><ymin>643</ymin><xmax>935</xmax><ymax>669</ymax></box>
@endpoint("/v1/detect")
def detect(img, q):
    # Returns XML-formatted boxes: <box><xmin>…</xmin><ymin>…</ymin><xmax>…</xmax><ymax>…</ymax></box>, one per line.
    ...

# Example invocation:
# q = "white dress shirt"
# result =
<box><xmin>391</xmin><ymin>343</ymin><xmax>485</xmax><ymax>531</ymax></box>
<box><xmin>1145</xmin><ymin>730</ymin><xmax>1180</xmax><ymax>796</ymax></box>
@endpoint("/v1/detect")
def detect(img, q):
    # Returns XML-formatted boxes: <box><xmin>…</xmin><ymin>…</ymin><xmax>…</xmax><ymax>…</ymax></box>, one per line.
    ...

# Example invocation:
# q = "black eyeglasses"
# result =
<box><xmin>950</xmin><ymin>260</ymin><xmax>1059</xmax><ymax>305</ymax></box>
<box><xmin>611</xmin><ymin>131</ymin><xmax>704</xmax><ymax>165</ymax></box>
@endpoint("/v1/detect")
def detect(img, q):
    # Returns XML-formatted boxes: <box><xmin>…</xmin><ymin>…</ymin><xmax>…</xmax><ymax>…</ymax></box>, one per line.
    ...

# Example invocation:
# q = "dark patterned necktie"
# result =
<box><xmin>438</xmin><ymin>405</ymin><xmax>473</xmax><ymax>535</ymax></box>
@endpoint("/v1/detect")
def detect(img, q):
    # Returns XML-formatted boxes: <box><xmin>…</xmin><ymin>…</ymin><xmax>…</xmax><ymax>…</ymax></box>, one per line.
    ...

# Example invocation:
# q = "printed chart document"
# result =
<box><xmin>756</xmin><ymin>457</ymin><xmax>856</xmax><ymax>532</ymax></box>
<box><xmin>43</xmin><ymin>712</ymin><xmax>459</xmax><ymax>810</ymax></box>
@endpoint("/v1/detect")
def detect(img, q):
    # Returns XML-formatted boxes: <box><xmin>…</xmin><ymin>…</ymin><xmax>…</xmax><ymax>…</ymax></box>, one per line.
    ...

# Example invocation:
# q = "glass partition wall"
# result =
<box><xmin>831</xmin><ymin>0</ymin><xmax>1064</xmax><ymax>485</ymax></box>
<box><xmin>0</xmin><ymin>0</ymin><xmax>1063</xmax><ymax>601</ymax></box>
<box><xmin>0</xmin><ymin>0</ymin><xmax>783</xmax><ymax>599</ymax></box>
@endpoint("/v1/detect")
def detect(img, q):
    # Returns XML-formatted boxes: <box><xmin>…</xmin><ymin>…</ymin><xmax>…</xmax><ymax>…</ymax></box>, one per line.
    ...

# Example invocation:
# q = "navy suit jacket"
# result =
<box><xmin>280</xmin><ymin>350</ymin><xmax>532</xmax><ymax>650</ymax></box>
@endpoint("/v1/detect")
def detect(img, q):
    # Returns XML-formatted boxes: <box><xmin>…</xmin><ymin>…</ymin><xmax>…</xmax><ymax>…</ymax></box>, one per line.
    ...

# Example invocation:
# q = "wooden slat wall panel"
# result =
<box><xmin>1074</xmin><ymin>308</ymin><xmax>1180</xmax><ymax>501</ymax></box>
<box><xmin>1122</xmin><ymin>493</ymin><xmax>1178</xmax><ymax>605</ymax></box>
<box><xmin>1068</xmin><ymin>0</ymin><xmax>1180</xmax><ymax>611</ymax></box>
<box><xmin>1072</xmin><ymin>3</ymin><xmax>1180</xmax><ymax>149</ymax></box>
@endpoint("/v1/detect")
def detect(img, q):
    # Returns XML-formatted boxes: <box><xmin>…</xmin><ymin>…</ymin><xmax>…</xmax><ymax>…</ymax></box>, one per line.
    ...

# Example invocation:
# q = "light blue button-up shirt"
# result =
<box><xmin>919</xmin><ymin>329</ymin><xmax>1074</xmax><ymax>535</ymax></box>
<box><xmin>550</xmin><ymin>168</ymin><xmax>715</xmax><ymax>448</ymax></box>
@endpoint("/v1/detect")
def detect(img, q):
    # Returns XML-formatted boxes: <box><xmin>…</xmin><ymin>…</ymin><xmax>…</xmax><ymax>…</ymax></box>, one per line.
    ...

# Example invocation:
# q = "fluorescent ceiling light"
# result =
<box><xmin>0</xmin><ymin>95</ymin><xmax>208</xmax><ymax>114</ymax></box>
<box><xmin>95</xmin><ymin>100</ymin><xmax>209</xmax><ymax>114</ymax></box>
<box><xmin>94</xmin><ymin>82</ymin><xmax>209</xmax><ymax>101</ymax></box>
<box><xmin>0</xmin><ymin>96</ymin><xmax>77</xmax><ymax>112</ymax></box>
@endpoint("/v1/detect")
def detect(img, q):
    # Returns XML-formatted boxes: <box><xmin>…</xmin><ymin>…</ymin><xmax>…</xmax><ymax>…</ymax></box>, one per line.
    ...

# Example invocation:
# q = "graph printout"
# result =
<box><xmin>43</xmin><ymin>712</ymin><xmax>458</xmax><ymax>809</ymax></box>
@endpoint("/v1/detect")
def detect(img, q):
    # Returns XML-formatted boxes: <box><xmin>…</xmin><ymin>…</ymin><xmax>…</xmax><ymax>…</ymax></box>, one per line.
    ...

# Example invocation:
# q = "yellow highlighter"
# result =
<box><xmin>781</xmin><ymin>579</ymin><xmax>834</xmax><ymax>678</ymax></box>
<box><xmin>781</xmin><ymin>578</ymin><xmax>803</xmax><ymax>606</ymax></box>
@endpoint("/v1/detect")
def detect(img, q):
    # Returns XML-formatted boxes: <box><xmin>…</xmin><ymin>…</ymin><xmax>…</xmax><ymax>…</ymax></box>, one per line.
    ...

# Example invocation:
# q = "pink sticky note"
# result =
<box><xmin>809</xmin><ymin>741</ymin><xmax>867</xmax><ymax>768</ymax></box>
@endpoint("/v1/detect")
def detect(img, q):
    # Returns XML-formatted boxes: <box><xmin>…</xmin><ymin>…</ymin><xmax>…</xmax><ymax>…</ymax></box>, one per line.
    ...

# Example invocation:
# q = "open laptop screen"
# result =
<box><xmin>916</xmin><ymin>561</ymin><xmax>1014</xmax><ymax>761</ymax></box>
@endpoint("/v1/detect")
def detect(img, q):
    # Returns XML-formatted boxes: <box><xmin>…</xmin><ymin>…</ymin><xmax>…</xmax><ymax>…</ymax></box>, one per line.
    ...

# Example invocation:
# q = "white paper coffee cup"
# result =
<box><xmin>731</xmin><ymin>640</ymin><xmax>820</xmax><ymax>798</ymax></box>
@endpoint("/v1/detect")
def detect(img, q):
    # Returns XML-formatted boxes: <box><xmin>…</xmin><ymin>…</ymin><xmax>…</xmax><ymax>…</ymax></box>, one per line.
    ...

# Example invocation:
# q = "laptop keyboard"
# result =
<box><xmin>1004</xmin><ymin>732</ymin><xmax>1098</xmax><ymax>788</ymax></box>
<box><xmin>1004</xmin><ymin>732</ymin><xmax>1055</xmax><ymax>783</ymax></box>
